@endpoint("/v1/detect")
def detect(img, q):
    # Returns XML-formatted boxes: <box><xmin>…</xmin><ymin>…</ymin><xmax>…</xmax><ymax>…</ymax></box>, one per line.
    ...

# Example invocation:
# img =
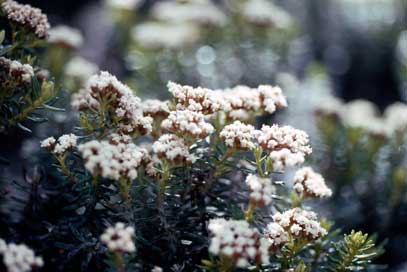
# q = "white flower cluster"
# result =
<box><xmin>241</xmin><ymin>0</ymin><xmax>293</xmax><ymax>28</ymax></box>
<box><xmin>48</xmin><ymin>25</ymin><xmax>83</xmax><ymax>49</ymax></box>
<box><xmin>41</xmin><ymin>133</ymin><xmax>77</xmax><ymax>155</ymax></box>
<box><xmin>151</xmin><ymin>0</ymin><xmax>226</xmax><ymax>27</ymax></box>
<box><xmin>168</xmin><ymin>81</ymin><xmax>223</xmax><ymax>114</ymax></box>
<box><xmin>152</xmin><ymin>134</ymin><xmax>196</xmax><ymax>164</ymax></box>
<box><xmin>142</xmin><ymin>99</ymin><xmax>170</xmax><ymax>118</ymax></box>
<box><xmin>316</xmin><ymin>97</ymin><xmax>407</xmax><ymax>137</ymax></box>
<box><xmin>272</xmin><ymin>208</ymin><xmax>327</xmax><ymax>241</ymax></box>
<box><xmin>65</xmin><ymin>57</ymin><xmax>99</xmax><ymax>84</ymax></box>
<box><xmin>161</xmin><ymin>110</ymin><xmax>214</xmax><ymax>139</ymax></box>
<box><xmin>264</xmin><ymin>223</ymin><xmax>289</xmax><ymax>249</ymax></box>
<box><xmin>0</xmin><ymin>57</ymin><xmax>34</xmax><ymax>84</ymax></box>
<box><xmin>220</xmin><ymin>121</ymin><xmax>256</xmax><ymax>150</ymax></box>
<box><xmin>258</xmin><ymin>85</ymin><xmax>288</xmax><ymax>114</ymax></box>
<box><xmin>0</xmin><ymin>239</ymin><xmax>43</xmax><ymax>272</ymax></box>
<box><xmin>245</xmin><ymin>174</ymin><xmax>274</xmax><ymax>206</ymax></box>
<box><xmin>1</xmin><ymin>0</ymin><xmax>50</xmax><ymax>39</ymax></box>
<box><xmin>100</xmin><ymin>222</ymin><xmax>135</xmax><ymax>253</ymax></box>
<box><xmin>217</xmin><ymin>84</ymin><xmax>287</xmax><ymax>121</ymax></box>
<box><xmin>256</xmin><ymin>125</ymin><xmax>312</xmax><ymax>171</ymax></box>
<box><xmin>78</xmin><ymin>135</ymin><xmax>146</xmax><ymax>180</ymax></box>
<box><xmin>293</xmin><ymin>167</ymin><xmax>332</xmax><ymax>198</ymax></box>
<box><xmin>384</xmin><ymin>102</ymin><xmax>407</xmax><ymax>136</ymax></box>
<box><xmin>131</xmin><ymin>22</ymin><xmax>200</xmax><ymax>49</ymax></box>
<box><xmin>208</xmin><ymin>218</ymin><xmax>270</xmax><ymax>268</ymax></box>
<box><xmin>73</xmin><ymin>71</ymin><xmax>153</xmax><ymax>135</ymax></box>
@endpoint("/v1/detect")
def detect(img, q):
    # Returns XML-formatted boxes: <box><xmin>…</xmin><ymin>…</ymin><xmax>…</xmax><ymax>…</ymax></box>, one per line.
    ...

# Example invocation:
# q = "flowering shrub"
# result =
<box><xmin>0</xmin><ymin>1</ymin><xmax>388</xmax><ymax>271</ymax></box>
<box><xmin>0</xmin><ymin>0</ymin><xmax>58</xmax><ymax>133</ymax></box>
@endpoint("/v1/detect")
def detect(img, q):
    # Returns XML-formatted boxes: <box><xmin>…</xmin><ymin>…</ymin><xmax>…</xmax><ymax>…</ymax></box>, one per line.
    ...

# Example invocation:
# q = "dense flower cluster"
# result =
<box><xmin>142</xmin><ymin>99</ymin><xmax>170</xmax><ymax>118</ymax></box>
<box><xmin>72</xmin><ymin>71</ymin><xmax>153</xmax><ymax>135</ymax></box>
<box><xmin>0</xmin><ymin>57</ymin><xmax>34</xmax><ymax>84</ymax></box>
<box><xmin>264</xmin><ymin>223</ymin><xmax>289</xmax><ymax>249</ymax></box>
<box><xmin>48</xmin><ymin>25</ymin><xmax>83</xmax><ymax>49</ymax></box>
<box><xmin>256</xmin><ymin>125</ymin><xmax>312</xmax><ymax>171</ymax></box>
<box><xmin>101</xmin><ymin>222</ymin><xmax>136</xmax><ymax>253</ymax></box>
<box><xmin>152</xmin><ymin>134</ymin><xmax>196</xmax><ymax>164</ymax></box>
<box><xmin>208</xmin><ymin>219</ymin><xmax>270</xmax><ymax>268</ymax></box>
<box><xmin>293</xmin><ymin>167</ymin><xmax>332</xmax><ymax>198</ymax></box>
<box><xmin>41</xmin><ymin>134</ymin><xmax>78</xmax><ymax>155</ymax></box>
<box><xmin>168</xmin><ymin>81</ymin><xmax>223</xmax><ymax>114</ymax></box>
<box><xmin>161</xmin><ymin>110</ymin><xmax>214</xmax><ymax>139</ymax></box>
<box><xmin>0</xmin><ymin>239</ymin><xmax>43</xmax><ymax>272</ymax></box>
<box><xmin>217</xmin><ymin>84</ymin><xmax>287</xmax><ymax>121</ymax></box>
<box><xmin>220</xmin><ymin>121</ymin><xmax>256</xmax><ymax>150</ymax></box>
<box><xmin>272</xmin><ymin>208</ymin><xmax>327</xmax><ymax>241</ymax></box>
<box><xmin>1</xmin><ymin>0</ymin><xmax>50</xmax><ymax>39</ymax></box>
<box><xmin>245</xmin><ymin>174</ymin><xmax>274</xmax><ymax>206</ymax></box>
<box><xmin>78</xmin><ymin>135</ymin><xmax>146</xmax><ymax>180</ymax></box>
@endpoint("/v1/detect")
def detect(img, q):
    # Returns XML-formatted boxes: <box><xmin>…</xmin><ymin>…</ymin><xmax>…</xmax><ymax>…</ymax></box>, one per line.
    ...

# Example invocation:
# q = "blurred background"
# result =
<box><xmin>1</xmin><ymin>0</ymin><xmax>406</xmax><ymax>270</ymax></box>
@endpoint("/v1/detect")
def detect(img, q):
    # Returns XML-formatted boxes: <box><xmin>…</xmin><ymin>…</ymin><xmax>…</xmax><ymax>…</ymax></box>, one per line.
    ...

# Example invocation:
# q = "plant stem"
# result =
<box><xmin>244</xmin><ymin>202</ymin><xmax>257</xmax><ymax>223</ymax></box>
<box><xmin>113</xmin><ymin>252</ymin><xmax>125</xmax><ymax>272</ymax></box>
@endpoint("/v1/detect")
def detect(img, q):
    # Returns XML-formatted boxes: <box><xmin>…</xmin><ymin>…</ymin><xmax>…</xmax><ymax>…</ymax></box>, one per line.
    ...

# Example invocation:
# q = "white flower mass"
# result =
<box><xmin>220</xmin><ymin>121</ymin><xmax>256</xmax><ymax>150</ymax></box>
<box><xmin>272</xmin><ymin>208</ymin><xmax>327</xmax><ymax>240</ymax></box>
<box><xmin>208</xmin><ymin>218</ymin><xmax>270</xmax><ymax>268</ymax></box>
<box><xmin>0</xmin><ymin>239</ymin><xmax>43</xmax><ymax>272</ymax></box>
<box><xmin>245</xmin><ymin>174</ymin><xmax>274</xmax><ymax>206</ymax></box>
<box><xmin>101</xmin><ymin>222</ymin><xmax>135</xmax><ymax>253</ymax></box>
<box><xmin>293</xmin><ymin>167</ymin><xmax>332</xmax><ymax>198</ymax></box>
<box><xmin>41</xmin><ymin>134</ymin><xmax>78</xmax><ymax>155</ymax></box>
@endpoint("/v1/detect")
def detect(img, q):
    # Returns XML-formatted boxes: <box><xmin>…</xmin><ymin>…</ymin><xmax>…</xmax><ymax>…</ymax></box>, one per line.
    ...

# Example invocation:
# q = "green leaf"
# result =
<box><xmin>0</xmin><ymin>30</ymin><xmax>5</xmax><ymax>44</ymax></box>
<box><xmin>16</xmin><ymin>122</ymin><xmax>32</xmax><ymax>133</ymax></box>
<box><xmin>42</xmin><ymin>103</ymin><xmax>65</xmax><ymax>112</ymax></box>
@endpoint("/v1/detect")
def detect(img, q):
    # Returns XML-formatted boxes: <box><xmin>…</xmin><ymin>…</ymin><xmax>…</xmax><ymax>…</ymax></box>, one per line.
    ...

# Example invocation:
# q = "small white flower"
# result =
<box><xmin>101</xmin><ymin>222</ymin><xmax>135</xmax><ymax>253</ymax></box>
<box><xmin>0</xmin><ymin>239</ymin><xmax>43</xmax><ymax>272</ymax></box>
<box><xmin>41</xmin><ymin>134</ymin><xmax>77</xmax><ymax>155</ymax></box>
<box><xmin>293</xmin><ymin>167</ymin><xmax>332</xmax><ymax>198</ymax></box>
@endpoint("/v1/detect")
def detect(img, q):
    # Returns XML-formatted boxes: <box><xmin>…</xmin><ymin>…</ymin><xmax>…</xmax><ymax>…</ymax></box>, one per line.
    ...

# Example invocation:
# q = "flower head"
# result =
<box><xmin>78</xmin><ymin>135</ymin><xmax>145</xmax><ymax>180</ymax></box>
<box><xmin>220</xmin><ymin>121</ymin><xmax>256</xmax><ymax>150</ymax></box>
<box><xmin>256</xmin><ymin>125</ymin><xmax>312</xmax><ymax>171</ymax></box>
<box><xmin>41</xmin><ymin>134</ymin><xmax>77</xmax><ymax>155</ymax></box>
<box><xmin>101</xmin><ymin>222</ymin><xmax>135</xmax><ymax>253</ymax></box>
<box><xmin>208</xmin><ymin>218</ymin><xmax>270</xmax><ymax>268</ymax></box>
<box><xmin>245</xmin><ymin>174</ymin><xmax>274</xmax><ymax>206</ymax></box>
<box><xmin>0</xmin><ymin>57</ymin><xmax>34</xmax><ymax>84</ymax></box>
<box><xmin>0</xmin><ymin>239</ymin><xmax>43</xmax><ymax>272</ymax></box>
<box><xmin>161</xmin><ymin>110</ymin><xmax>214</xmax><ymax>139</ymax></box>
<box><xmin>152</xmin><ymin>134</ymin><xmax>196</xmax><ymax>164</ymax></box>
<box><xmin>293</xmin><ymin>167</ymin><xmax>332</xmax><ymax>198</ymax></box>
<box><xmin>168</xmin><ymin>81</ymin><xmax>223</xmax><ymax>114</ymax></box>
<box><xmin>1</xmin><ymin>0</ymin><xmax>50</xmax><ymax>39</ymax></box>
<box><xmin>264</xmin><ymin>223</ymin><xmax>289</xmax><ymax>249</ymax></box>
<box><xmin>272</xmin><ymin>208</ymin><xmax>327</xmax><ymax>241</ymax></box>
